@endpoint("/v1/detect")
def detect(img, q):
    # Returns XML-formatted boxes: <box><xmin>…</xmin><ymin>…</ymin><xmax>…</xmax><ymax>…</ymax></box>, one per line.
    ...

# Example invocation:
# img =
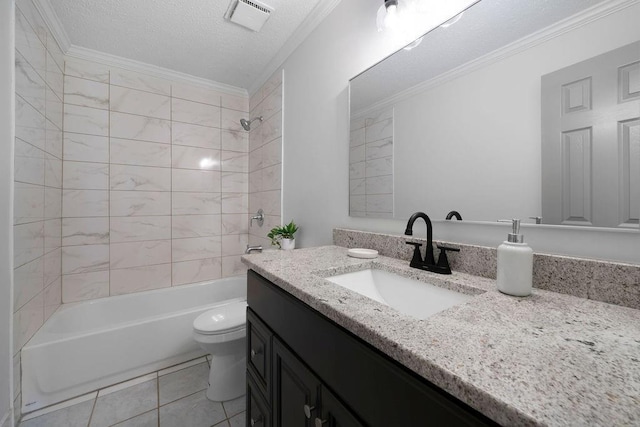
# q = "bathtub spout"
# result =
<box><xmin>245</xmin><ymin>245</ymin><xmax>263</xmax><ymax>254</ymax></box>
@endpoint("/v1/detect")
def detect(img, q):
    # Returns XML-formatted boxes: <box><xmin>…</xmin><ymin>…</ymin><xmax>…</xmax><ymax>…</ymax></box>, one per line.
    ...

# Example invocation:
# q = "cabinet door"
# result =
<box><xmin>248</xmin><ymin>374</ymin><xmax>271</xmax><ymax>427</ymax></box>
<box><xmin>272</xmin><ymin>338</ymin><xmax>320</xmax><ymax>427</ymax></box>
<box><xmin>316</xmin><ymin>386</ymin><xmax>364</xmax><ymax>427</ymax></box>
<box><xmin>247</xmin><ymin>309</ymin><xmax>272</xmax><ymax>399</ymax></box>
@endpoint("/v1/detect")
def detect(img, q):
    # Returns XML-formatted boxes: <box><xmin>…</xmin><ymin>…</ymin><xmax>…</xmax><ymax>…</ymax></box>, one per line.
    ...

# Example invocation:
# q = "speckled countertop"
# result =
<box><xmin>241</xmin><ymin>246</ymin><xmax>640</xmax><ymax>427</ymax></box>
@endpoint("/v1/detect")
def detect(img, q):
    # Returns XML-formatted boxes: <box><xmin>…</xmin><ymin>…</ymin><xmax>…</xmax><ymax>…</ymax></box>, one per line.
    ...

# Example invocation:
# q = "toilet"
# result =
<box><xmin>192</xmin><ymin>300</ymin><xmax>247</xmax><ymax>402</ymax></box>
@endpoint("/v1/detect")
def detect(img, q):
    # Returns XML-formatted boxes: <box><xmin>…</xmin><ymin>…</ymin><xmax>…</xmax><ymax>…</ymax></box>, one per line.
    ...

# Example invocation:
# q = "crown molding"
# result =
<box><xmin>33</xmin><ymin>0</ymin><xmax>70</xmax><ymax>52</ymax></box>
<box><xmin>248</xmin><ymin>0</ymin><xmax>343</xmax><ymax>95</ymax></box>
<box><xmin>66</xmin><ymin>45</ymin><xmax>248</xmax><ymax>96</ymax></box>
<box><xmin>352</xmin><ymin>0</ymin><xmax>639</xmax><ymax>118</ymax></box>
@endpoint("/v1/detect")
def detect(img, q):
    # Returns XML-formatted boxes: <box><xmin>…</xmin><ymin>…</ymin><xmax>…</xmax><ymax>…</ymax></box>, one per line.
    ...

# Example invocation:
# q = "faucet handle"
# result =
<box><xmin>406</xmin><ymin>242</ymin><xmax>423</xmax><ymax>267</ymax></box>
<box><xmin>435</xmin><ymin>244</ymin><xmax>460</xmax><ymax>274</ymax></box>
<box><xmin>436</xmin><ymin>244</ymin><xmax>460</xmax><ymax>253</ymax></box>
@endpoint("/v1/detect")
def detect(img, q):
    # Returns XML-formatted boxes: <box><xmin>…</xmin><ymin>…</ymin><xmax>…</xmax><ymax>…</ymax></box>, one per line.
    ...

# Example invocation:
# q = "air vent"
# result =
<box><xmin>225</xmin><ymin>0</ymin><xmax>274</xmax><ymax>32</ymax></box>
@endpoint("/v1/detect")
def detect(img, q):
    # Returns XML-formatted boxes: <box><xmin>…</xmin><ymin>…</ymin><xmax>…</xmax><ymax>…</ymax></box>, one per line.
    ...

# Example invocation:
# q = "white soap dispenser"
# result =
<box><xmin>497</xmin><ymin>219</ymin><xmax>533</xmax><ymax>296</ymax></box>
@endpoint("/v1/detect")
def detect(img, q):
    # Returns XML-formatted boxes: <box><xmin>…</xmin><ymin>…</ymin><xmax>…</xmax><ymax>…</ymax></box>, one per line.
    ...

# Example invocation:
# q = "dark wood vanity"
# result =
<box><xmin>245</xmin><ymin>270</ymin><xmax>498</xmax><ymax>426</ymax></box>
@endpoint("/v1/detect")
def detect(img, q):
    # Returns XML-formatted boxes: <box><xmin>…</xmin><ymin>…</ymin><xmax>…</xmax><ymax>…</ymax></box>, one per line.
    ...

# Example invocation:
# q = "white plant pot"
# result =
<box><xmin>281</xmin><ymin>238</ymin><xmax>295</xmax><ymax>251</ymax></box>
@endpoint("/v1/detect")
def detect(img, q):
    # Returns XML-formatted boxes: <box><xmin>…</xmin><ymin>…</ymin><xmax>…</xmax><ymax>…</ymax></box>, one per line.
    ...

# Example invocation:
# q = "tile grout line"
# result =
<box><xmin>86</xmin><ymin>394</ymin><xmax>98</xmax><ymax>427</ymax></box>
<box><xmin>156</xmin><ymin>369</ymin><xmax>160</xmax><ymax>427</ymax></box>
<box><xmin>107</xmin><ymin>68</ymin><xmax>112</xmax><ymax>298</ymax></box>
<box><xmin>170</xmin><ymin>83</ymin><xmax>173</xmax><ymax>289</ymax></box>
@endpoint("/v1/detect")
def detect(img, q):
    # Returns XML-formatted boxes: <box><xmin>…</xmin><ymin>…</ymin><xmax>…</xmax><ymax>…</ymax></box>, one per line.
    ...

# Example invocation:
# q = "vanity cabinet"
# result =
<box><xmin>272</xmin><ymin>337</ymin><xmax>363</xmax><ymax>427</ymax></box>
<box><xmin>248</xmin><ymin>307</ymin><xmax>361</xmax><ymax>426</ymax></box>
<box><xmin>246</xmin><ymin>270</ymin><xmax>498</xmax><ymax>427</ymax></box>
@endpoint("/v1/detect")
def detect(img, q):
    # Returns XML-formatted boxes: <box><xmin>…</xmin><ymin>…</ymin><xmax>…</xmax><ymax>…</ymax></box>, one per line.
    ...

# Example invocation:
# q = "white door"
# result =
<box><xmin>542</xmin><ymin>41</ymin><xmax>640</xmax><ymax>228</ymax></box>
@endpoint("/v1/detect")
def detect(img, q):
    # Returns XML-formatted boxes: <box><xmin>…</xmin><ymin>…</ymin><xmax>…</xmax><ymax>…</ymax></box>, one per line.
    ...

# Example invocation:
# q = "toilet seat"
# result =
<box><xmin>193</xmin><ymin>301</ymin><xmax>247</xmax><ymax>341</ymax></box>
<box><xmin>191</xmin><ymin>299</ymin><xmax>247</xmax><ymax>401</ymax></box>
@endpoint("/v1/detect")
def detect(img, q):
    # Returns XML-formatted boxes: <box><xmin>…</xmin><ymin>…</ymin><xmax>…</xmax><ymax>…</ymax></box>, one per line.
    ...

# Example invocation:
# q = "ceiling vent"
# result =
<box><xmin>225</xmin><ymin>0</ymin><xmax>274</xmax><ymax>32</ymax></box>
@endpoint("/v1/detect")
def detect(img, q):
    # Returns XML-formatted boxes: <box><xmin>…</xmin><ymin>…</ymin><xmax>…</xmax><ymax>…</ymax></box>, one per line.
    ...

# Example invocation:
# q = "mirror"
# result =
<box><xmin>349</xmin><ymin>0</ymin><xmax>640</xmax><ymax>229</ymax></box>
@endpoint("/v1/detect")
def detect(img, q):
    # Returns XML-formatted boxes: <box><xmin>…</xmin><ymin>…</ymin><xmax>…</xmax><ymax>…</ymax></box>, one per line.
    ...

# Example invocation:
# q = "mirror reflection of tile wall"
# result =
<box><xmin>349</xmin><ymin>108</ymin><xmax>394</xmax><ymax>218</ymax></box>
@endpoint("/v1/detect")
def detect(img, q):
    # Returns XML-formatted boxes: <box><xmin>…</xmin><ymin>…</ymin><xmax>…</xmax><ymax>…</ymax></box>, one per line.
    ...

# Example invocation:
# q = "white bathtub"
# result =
<box><xmin>21</xmin><ymin>276</ymin><xmax>246</xmax><ymax>413</ymax></box>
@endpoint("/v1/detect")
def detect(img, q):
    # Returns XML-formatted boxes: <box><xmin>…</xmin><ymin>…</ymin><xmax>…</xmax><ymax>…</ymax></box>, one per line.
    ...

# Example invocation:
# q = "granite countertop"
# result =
<box><xmin>241</xmin><ymin>246</ymin><xmax>640</xmax><ymax>427</ymax></box>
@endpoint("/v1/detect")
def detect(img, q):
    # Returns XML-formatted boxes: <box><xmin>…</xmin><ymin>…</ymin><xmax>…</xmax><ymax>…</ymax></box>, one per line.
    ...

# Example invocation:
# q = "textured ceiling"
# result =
<box><xmin>50</xmin><ymin>0</ymin><xmax>324</xmax><ymax>89</ymax></box>
<box><xmin>351</xmin><ymin>0</ymin><xmax>609</xmax><ymax>112</ymax></box>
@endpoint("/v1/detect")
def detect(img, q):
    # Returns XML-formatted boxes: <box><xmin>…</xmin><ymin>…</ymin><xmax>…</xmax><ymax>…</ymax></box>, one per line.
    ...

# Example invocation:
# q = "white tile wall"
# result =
<box><xmin>110</xmin><ymin>112</ymin><xmax>171</xmax><ymax>143</ymax></box>
<box><xmin>61</xmin><ymin>57</ymin><xmax>250</xmax><ymax>302</ymax></box>
<box><xmin>248</xmin><ymin>71</ymin><xmax>283</xmax><ymax>248</ymax></box>
<box><xmin>13</xmin><ymin>0</ymin><xmax>63</xmax><ymax>374</ymax></box>
<box><xmin>13</xmin><ymin>9</ymin><xmax>253</xmax><ymax>409</ymax></box>
<box><xmin>110</xmin><ymin>86</ymin><xmax>170</xmax><ymax>119</ymax></box>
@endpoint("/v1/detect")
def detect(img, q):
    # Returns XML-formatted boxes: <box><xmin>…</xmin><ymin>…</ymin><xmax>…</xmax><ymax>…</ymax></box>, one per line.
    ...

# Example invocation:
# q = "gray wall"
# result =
<box><xmin>1</xmin><ymin>0</ymin><xmax>15</xmax><ymax>424</ymax></box>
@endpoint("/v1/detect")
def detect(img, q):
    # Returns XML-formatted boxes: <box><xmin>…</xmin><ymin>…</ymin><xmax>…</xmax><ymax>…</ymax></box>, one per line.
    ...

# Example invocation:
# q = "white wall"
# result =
<box><xmin>1</xmin><ymin>0</ymin><xmax>15</xmax><ymax>424</ymax></box>
<box><xmin>281</xmin><ymin>0</ymin><xmax>408</xmax><ymax>245</ymax></box>
<box><xmin>280</xmin><ymin>0</ymin><xmax>640</xmax><ymax>264</ymax></box>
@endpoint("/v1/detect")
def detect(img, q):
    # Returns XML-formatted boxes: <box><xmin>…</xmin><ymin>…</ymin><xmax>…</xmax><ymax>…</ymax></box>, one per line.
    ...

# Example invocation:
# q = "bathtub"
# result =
<box><xmin>21</xmin><ymin>276</ymin><xmax>246</xmax><ymax>413</ymax></box>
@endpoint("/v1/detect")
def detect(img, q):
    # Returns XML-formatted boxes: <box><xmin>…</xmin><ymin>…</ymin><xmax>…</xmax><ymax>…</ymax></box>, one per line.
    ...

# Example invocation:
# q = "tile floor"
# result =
<box><xmin>18</xmin><ymin>357</ymin><xmax>246</xmax><ymax>427</ymax></box>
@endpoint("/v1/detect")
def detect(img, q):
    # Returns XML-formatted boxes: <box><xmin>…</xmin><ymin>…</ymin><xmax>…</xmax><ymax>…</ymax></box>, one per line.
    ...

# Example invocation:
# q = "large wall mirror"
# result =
<box><xmin>349</xmin><ymin>0</ymin><xmax>640</xmax><ymax>230</ymax></box>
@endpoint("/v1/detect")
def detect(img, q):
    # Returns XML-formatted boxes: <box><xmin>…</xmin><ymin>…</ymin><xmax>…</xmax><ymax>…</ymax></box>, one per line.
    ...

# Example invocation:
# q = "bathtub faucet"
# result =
<box><xmin>245</xmin><ymin>245</ymin><xmax>263</xmax><ymax>254</ymax></box>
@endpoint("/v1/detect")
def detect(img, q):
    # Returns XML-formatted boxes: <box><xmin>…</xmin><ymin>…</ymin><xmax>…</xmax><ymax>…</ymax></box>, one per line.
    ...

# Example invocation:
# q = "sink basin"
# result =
<box><xmin>325</xmin><ymin>269</ymin><xmax>474</xmax><ymax>320</ymax></box>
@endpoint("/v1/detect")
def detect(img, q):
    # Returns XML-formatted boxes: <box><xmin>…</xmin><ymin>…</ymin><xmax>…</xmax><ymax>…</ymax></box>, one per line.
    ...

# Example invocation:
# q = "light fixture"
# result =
<box><xmin>376</xmin><ymin>0</ymin><xmax>474</xmax><ymax>50</ymax></box>
<box><xmin>376</xmin><ymin>0</ymin><xmax>399</xmax><ymax>32</ymax></box>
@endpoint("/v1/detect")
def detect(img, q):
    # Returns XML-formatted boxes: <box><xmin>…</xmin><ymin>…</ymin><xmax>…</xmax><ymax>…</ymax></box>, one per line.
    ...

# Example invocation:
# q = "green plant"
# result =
<box><xmin>267</xmin><ymin>220</ymin><xmax>299</xmax><ymax>248</ymax></box>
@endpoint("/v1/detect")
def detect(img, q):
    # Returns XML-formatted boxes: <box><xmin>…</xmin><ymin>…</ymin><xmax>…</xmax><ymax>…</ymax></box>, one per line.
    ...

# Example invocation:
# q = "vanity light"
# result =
<box><xmin>377</xmin><ymin>0</ymin><xmax>399</xmax><ymax>32</ymax></box>
<box><xmin>376</xmin><ymin>1</ymin><xmax>471</xmax><ymax>50</ymax></box>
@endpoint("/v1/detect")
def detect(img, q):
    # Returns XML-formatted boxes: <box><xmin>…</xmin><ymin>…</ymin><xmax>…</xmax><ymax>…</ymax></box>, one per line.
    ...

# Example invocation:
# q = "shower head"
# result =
<box><xmin>240</xmin><ymin>116</ymin><xmax>263</xmax><ymax>131</ymax></box>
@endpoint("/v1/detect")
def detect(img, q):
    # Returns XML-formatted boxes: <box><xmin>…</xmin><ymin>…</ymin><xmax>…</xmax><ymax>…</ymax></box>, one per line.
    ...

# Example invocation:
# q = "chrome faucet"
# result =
<box><xmin>250</xmin><ymin>209</ymin><xmax>264</xmax><ymax>227</ymax></box>
<box><xmin>404</xmin><ymin>211</ymin><xmax>459</xmax><ymax>274</ymax></box>
<box><xmin>245</xmin><ymin>245</ymin><xmax>263</xmax><ymax>254</ymax></box>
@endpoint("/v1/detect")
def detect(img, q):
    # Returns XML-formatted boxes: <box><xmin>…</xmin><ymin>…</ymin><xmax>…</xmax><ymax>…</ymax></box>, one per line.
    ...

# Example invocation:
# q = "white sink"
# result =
<box><xmin>325</xmin><ymin>269</ymin><xmax>474</xmax><ymax>320</ymax></box>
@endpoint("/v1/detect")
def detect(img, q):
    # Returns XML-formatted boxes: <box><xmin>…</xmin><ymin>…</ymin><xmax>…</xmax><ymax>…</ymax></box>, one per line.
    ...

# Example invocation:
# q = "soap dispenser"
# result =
<box><xmin>497</xmin><ymin>219</ymin><xmax>533</xmax><ymax>296</ymax></box>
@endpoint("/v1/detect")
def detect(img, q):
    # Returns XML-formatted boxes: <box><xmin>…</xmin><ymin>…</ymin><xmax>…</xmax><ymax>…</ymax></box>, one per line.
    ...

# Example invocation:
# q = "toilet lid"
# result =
<box><xmin>193</xmin><ymin>300</ymin><xmax>247</xmax><ymax>335</ymax></box>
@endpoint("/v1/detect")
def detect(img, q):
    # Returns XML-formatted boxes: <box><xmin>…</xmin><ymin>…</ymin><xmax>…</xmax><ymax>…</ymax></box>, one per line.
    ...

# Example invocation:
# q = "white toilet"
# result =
<box><xmin>192</xmin><ymin>300</ymin><xmax>247</xmax><ymax>402</ymax></box>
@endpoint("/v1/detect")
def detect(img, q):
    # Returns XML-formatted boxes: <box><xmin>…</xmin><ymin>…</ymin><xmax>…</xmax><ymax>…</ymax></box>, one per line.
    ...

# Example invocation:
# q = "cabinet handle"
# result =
<box><xmin>250</xmin><ymin>414</ymin><xmax>263</xmax><ymax>426</ymax></box>
<box><xmin>303</xmin><ymin>404</ymin><xmax>315</xmax><ymax>418</ymax></box>
<box><xmin>250</xmin><ymin>347</ymin><xmax>262</xmax><ymax>358</ymax></box>
<box><xmin>315</xmin><ymin>417</ymin><xmax>327</xmax><ymax>427</ymax></box>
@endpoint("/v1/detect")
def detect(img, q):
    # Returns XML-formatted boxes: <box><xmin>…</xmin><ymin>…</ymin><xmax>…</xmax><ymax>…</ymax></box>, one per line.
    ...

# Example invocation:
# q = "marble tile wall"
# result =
<box><xmin>60</xmin><ymin>58</ymin><xmax>250</xmax><ymax>302</ymax></box>
<box><xmin>248</xmin><ymin>72</ymin><xmax>283</xmax><ymax>248</ymax></box>
<box><xmin>13</xmin><ymin>0</ymin><xmax>65</xmax><ymax>415</ymax></box>
<box><xmin>349</xmin><ymin>108</ymin><xmax>394</xmax><ymax>218</ymax></box>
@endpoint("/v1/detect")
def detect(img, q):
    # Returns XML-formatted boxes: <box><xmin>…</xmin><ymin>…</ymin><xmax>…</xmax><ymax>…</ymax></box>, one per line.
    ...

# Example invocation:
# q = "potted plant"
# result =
<box><xmin>267</xmin><ymin>220</ymin><xmax>299</xmax><ymax>250</ymax></box>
